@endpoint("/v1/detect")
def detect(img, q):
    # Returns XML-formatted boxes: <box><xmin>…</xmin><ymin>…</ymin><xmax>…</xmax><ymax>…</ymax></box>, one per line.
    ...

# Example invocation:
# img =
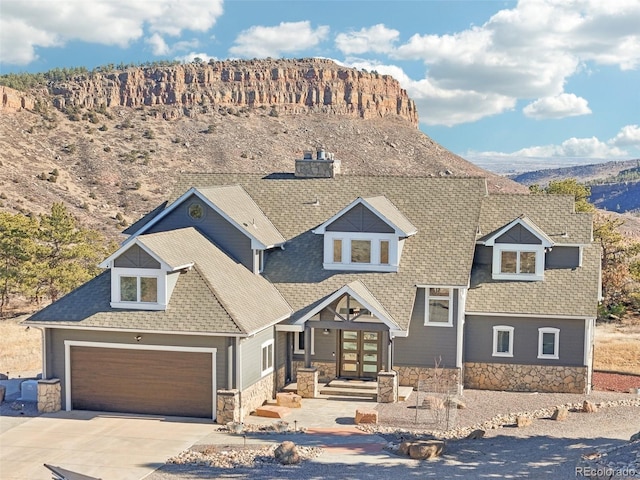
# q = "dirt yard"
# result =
<box><xmin>593</xmin><ymin>315</ymin><xmax>640</xmax><ymax>375</ymax></box>
<box><xmin>0</xmin><ymin>314</ymin><xmax>42</xmax><ymax>378</ymax></box>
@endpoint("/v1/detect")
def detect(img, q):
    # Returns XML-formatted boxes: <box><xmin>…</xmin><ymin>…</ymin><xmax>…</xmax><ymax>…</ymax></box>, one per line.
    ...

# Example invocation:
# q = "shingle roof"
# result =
<box><xmin>173</xmin><ymin>173</ymin><xmax>490</xmax><ymax>330</ymax></box>
<box><xmin>197</xmin><ymin>185</ymin><xmax>286</xmax><ymax>247</ymax></box>
<box><xmin>477</xmin><ymin>194</ymin><xmax>592</xmax><ymax>245</ymax></box>
<box><xmin>466</xmin><ymin>243</ymin><xmax>600</xmax><ymax>317</ymax></box>
<box><xmin>27</xmin><ymin>228</ymin><xmax>292</xmax><ymax>335</ymax></box>
<box><xmin>362</xmin><ymin>196</ymin><xmax>418</xmax><ymax>235</ymax></box>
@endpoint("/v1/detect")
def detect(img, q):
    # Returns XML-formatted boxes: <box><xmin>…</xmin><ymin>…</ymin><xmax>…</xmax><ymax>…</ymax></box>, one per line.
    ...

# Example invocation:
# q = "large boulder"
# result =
<box><xmin>355</xmin><ymin>409</ymin><xmax>378</xmax><ymax>424</ymax></box>
<box><xmin>276</xmin><ymin>392</ymin><xmax>302</xmax><ymax>408</ymax></box>
<box><xmin>551</xmin><ymin>407</ymin><xmax>569</xmax><ymax>421</ymax></box>
<box><xmin>465</xmin><ymin>429</ymin><xmax>485</xmax><ymax>440</ymax></box>
<box><xmin>582</xmin><ymin>400</ymin><xmax>598</xmax><ymax>413</ymax></box>
<box><xmin>274</xmin><ymin>441</ymin><xmax>300</xmax><ymax>465</ymax></box>
<box><xmin>408</xmin><ymin>440</ymin><xmax>445</xmax><ymax>460</ymax></box>
<box><xmin>516</xmin><ymin>416</ymin><xmax>533</xmax><ymax>428</ymax></box>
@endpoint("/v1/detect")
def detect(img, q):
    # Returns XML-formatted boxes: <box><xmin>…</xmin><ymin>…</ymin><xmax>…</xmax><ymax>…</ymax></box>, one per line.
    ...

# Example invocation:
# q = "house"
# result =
<box><xmin>26</xmin><ymin>150</ymin><xmax>600</xmax><ymax>421</ymax></box>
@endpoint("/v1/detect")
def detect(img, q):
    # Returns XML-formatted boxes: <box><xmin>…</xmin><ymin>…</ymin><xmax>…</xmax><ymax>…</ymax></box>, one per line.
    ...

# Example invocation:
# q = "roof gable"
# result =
<box><xmin>313</xmin><ymin>196</ymin><xmax>417</xmax><ymax>236</ymax></box>
<box><xmin>481</xmin><ymin>215</ymin><xmax>553</xmax><ymax>248</ymax></box>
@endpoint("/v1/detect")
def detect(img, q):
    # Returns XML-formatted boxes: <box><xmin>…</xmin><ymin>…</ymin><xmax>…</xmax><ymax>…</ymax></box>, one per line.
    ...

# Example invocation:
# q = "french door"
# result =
<box><xmin>339</xmin><ymin>330</ymin><xmax>381</xmax><ymax>379</ymax></box>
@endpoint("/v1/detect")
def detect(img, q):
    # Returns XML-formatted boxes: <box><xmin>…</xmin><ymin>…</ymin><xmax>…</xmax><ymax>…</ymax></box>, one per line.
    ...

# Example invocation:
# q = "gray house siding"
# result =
<box><xmin>393</xmin><ymin>287</ymin><xmax>458</xmax><ymax>368</ymax></box>
<box><xmin>240</xmin><ymin>326</ymin><xmax>274</xmax><ymax>390</ymax></box>
<box><xmin>473</xmin><ymin>245</ymin><xmax>492</xmax><ymax>265</ymax></box>
<box><xmin>464</xmin><ymin>315</ymin><xmax>585</xmax><ymax>366</ymax></box>
<box><xmin>496</xmin><ymin>224</ymin><xmax>542</xmax><ymax>244</ymax></box>
<box><xmin>292</xmin><ymin>325</ymin><xmax>338</xmax><ymax>363</ymax></box>
<box><xmin>114</xmin><ymin>244</ymin><xmax>161</xmax><ymax>268</ymax></box>
<box><xmin>46</xmin><ymin>328</ymin><xmax>228</xmax><ymax>410</ymax></box>
<box><xmin>546</xmin><ymin>246</ymin><xmax>580</xmax><ymax>269</ymax></box>
<box><xmin>326</xmin><ymin>204</ymin><xmax>394</xmax><ymax>233</ymax></box>
<box><xmin>147</xmin><ymin>193</ymin><xmax>253</xmax><ymax>270</ymax></box>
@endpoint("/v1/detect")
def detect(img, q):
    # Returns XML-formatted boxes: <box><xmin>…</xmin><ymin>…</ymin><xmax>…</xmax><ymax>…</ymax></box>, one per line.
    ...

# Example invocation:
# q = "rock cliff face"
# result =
<box><xmin>48</xmin><ymin>58</ymin><xmax>418</xmax><ymax>125</ymax></box>
<box><xmin>1</xmin><ymin>86</ymin><xmax>35</xmax><ymax>112</ymax></box>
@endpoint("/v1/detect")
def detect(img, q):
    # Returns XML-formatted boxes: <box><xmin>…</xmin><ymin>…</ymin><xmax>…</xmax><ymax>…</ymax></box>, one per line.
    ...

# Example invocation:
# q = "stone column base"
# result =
<box><xmin>37</xmin><ymin>378</ymin><xmax>61</xmax><ymax>413</ymax></box>
<box><xmin>216</xmin><ymin>389</ymin><xmax>240</xmax><ymax>424</ymax></box>
<box><xmin>297</xmin><ymin>367</ymin><xmax>319</xmax><ymax>398</ymax></box>
<box><xmin>377</xmin><ymin>371</ymin><xmax>398</xmax><ymax>403</ymax></box>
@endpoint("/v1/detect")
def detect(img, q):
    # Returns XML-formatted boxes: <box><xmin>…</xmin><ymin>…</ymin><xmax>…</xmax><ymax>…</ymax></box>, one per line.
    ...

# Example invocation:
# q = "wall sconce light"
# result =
<box><xmin>323</xmin><ymin>329</ymin><xmax>330</xmax><ymax>335</ymax></box>
<box><xmin>135</xmin><ymin>335</ymin><xmax>142</xmax><ymax>342</ymax></box>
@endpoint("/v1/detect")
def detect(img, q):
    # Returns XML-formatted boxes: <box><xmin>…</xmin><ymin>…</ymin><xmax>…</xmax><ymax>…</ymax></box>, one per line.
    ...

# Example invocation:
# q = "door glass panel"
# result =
<box><xmin>342</xmin><ymin>363</ymin><xmax>357</xmax><ymax>372</ymax></box>
<box><xmin>363</xmin><ymin>353</ymin><xmax>377</xmax><ymax>362</ymax></box>
<box><xmin>343</xmin><ymin>353</ymin><xmax>357</xmax><ymax>361</ymax></box>
<box><xmin>342</xmin><ymin>341</ymin><xmax>357</xmax><ymax>350</ymax></box>
<box><xmin>342</xmin><ymin>331</ymin><xmax>358</xmax><ymax>339</ymax></box>
<box><xmin>363</xmin><ymin>364</ymin><xmax>378</xmax><ymax>373</ymax></box>
<box><xmin>363</xmin><ymin>332</ymin><xmax>378</xmax><ymax>341</ymax></box>
<box><xmin>363</xmin><ymin>342</ymin><xmax>378</xmax><ymax>351</ymax></box>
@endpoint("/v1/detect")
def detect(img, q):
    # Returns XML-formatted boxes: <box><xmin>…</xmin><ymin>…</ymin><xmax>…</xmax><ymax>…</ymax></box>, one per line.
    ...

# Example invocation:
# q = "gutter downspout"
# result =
<box><xmin>235</xmin><ymin>337</ymin><xmax>243</xmax><ymax>422</ymax></box>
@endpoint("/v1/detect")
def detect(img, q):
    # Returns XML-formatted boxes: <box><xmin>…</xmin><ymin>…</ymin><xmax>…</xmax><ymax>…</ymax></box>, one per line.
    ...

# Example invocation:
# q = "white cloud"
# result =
<box><xmin>510</xmin><ymin>137</ymin><xmax>627</xmax><ymax>158</ymax></box>
<box><xmin>146</xmin><ymin>34</ymin><xmax>170</xmax><ymax>56</ymax></box>
<box><xmin>609</xmin><ymin>125</ymin><xmax>640</xmax><ymax>147</ymax></box>
<box><xmin>229</xmin><ymin>21</ymin><xmax>329</xmax><ymax>58</ymax></box>
<box><xmin>335</xmin><ymin>24</ymin><xmax>399</xmax><ymax>55</ymax></box>
<box><xmin>175</xmin><ymin>52</ymin><xmax>217</xmax><ymax>64</ymax></box>
<box><xmin>523</xmin><ymin>93</ymin><xmax>592</xmax><ymax>119</ymax></box>
<box><xmin>0</xmin><ymin>0</ymin><xmax>224</xmax><ymax>65</ymax></box>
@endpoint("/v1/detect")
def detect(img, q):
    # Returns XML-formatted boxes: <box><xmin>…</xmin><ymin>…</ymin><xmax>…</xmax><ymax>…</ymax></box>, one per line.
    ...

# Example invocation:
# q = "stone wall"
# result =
<box><xmin>464</xmin><ymin>362</ymin><xmax>588</xmax><ymax>393</ymax></box>
<box><xmin>37</xmin><ymin>378</ymin><xmax>61</xmax><ymax>413</ymax></box>
<box><xmin>394</xmin><ymin>365</ymin><xmax>461</xmax><ymax>391</ymax></box>
<box><xmin>292</xmin><ymin>360</ymin><xmax>336</xmax><ymax>383</ymax></box>
<box><xmin>377</xmin><ymin>371</ymin><xmax>398</xmax><ymax>403</ymax></box>
<box><xmin>216</xmin><ymin>389</ymin><xmax>240</xmax><ymax>424</ymax></box>
<box><xmin>240</xmin><ymin>373</ymin><xmax>274</xmax><ymax>418</ymax></box>
<box><xmin>297</xmin><ymin>367</ymin><xmax>319</xmax><ymax>398</ymax></box>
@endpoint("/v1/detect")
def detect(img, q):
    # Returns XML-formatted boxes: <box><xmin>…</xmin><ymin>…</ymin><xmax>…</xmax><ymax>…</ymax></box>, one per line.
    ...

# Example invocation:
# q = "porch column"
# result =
<box><xmin>381</xmin><ymin>330</ymin><xmax>390</xmax><ymax>371</ymax></box>
<box><xmin>304</xmin><ymin>324</ymin><xmax>312</xmax><ymax>368</ymax></box>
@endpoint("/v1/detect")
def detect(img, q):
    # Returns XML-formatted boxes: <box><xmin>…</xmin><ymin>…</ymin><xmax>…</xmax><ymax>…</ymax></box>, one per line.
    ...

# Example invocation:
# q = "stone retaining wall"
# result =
<box><xmin>393</xmin><ymin>365</ymin><xmax>461</xmax><ymax>391</ymax></box>
<box><xmin>293</xmin><ymin>360</ymin><xmax>336</xmax><ymax>383</ymax></box>
<box><xmin>240</xmin><ymin>373</ymin><xmax>274</xmax><ymax>418</ymax></box>
<box><xmin>464</xmin><ymin>362</ymin><xmax>588</xmax><ymax>393</ymax></box>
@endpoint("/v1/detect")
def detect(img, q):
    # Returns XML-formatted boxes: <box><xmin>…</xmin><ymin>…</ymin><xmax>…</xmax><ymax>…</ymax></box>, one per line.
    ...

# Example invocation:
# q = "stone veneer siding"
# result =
<box><xmin>377</xmin><ymin>371</ymin><xmax>398</xmax><ymax>403</ymax></box>
<box><xmin>297</xmin><ymin>367</ymin><xmax>319</xmax><ymax>398</ymax></box>
<box><xmin>37</xmin><ymin>378</ymin><xmax>61</xmax><ymax>413</ymax></box>
<box><xmin>293</xmin><ymin>360</ymin><xmax>336</xmax><ymax>383</ymax></box>
<box><xmin>464</xmin><ymin>362</ymin><xmax>588</xmax><ymax>393</ymax></box>
<box><xmin>216</xmin><ymin>389</ymin><xmax>240</xmax><ymax>424</ymax></box>
<box><xmin>393</xmin><ymin>365</ymin><xmax>461</xmax><ymax>391</ymax></box>
<box><xmin>240</xmin><ymin>373</ymin><xmax>274</xmax><ymax>418</ymax></box>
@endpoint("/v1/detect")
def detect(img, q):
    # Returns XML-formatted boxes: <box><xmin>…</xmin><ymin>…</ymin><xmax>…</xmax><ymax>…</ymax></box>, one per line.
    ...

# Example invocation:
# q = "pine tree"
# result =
<box><xmin>0</xmin><ymin>213</ymin><xmax>37</xmax><ymax>315</ymax></box>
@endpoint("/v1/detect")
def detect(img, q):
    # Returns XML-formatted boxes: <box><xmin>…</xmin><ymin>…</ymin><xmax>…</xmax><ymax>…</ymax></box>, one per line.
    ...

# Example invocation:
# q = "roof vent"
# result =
<box><xmin>295</xmin><ymin>147</ymin><xmax>341</xmax><ymax>178</ymax></box>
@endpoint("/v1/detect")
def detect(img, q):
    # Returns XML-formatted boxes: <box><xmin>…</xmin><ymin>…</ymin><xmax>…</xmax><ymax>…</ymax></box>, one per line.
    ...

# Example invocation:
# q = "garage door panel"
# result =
<box><xmin>70</xmin><ymin>347</ymin><xmax>213</xmax><ymax>418</ymax></box>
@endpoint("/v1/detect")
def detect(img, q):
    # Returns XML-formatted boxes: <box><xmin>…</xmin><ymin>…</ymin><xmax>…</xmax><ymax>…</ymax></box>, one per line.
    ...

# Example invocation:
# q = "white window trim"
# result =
<box><xmin>294</xmin><ymin>329</ymin><xmax>315</xmax><ymax>355</ymax></box>
<box><xmin>323</xmin><ymin>232</ymin><xmax>399</xmax><ymax>272</ymax></box>
<box><xmin>110</xmin><ymin>267</ymin><xmax>166</xmax><ymax>310</ymax></box>
<box><xmin>492</xmin><ymin>325</ymin><xmax>514</xmax><ymax>357</ymax></box>
<box><xmin>253</xmin><ymin>249</ymin><xmax>265</xmax><ymax>274</ymax></box>
<box><xmin>261</xmin><ymin>339</ymin><xmax>274</xmax><ymax>376</ymax></box>
<box><xmin>492</xmin><ymin>244</ymin><xmax>545</xmax><ymax>281</ymax></box>
<box><xmin>538</xmin><ymin>327</ymin><xmax>560</xmax><ymax>359</ymax></box>
<box><xmin>424</xmin><ymin>287</ymin><xmax>454</xmax><ymax>327</ymax></box>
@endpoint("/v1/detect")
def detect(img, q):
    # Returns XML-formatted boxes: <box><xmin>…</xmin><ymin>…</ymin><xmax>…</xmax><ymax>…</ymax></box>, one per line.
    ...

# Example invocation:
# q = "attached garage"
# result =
<box><xmin>65</xmin><ymin>342</ymin><xmax>216</xmax><ymax>419</ymax></box>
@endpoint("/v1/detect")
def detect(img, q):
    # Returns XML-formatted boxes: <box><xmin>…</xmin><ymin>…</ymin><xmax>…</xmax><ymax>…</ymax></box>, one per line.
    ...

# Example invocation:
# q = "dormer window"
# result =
<box><xmin>314</xmin><ymin>196</ymin><xmax>417</xmax><ymax>273</ymax></box>
<box><xmin>481</xmin><ymin>216</ymin><xmax>553</xmax><ymax>282</ymax></box>
<box><xmin>120</xmin><ymin>276</ymin><xmax>158</xmax><ymax>303</ymax></box>
<box><xmin>111</xmin><ymin>268</ymin><xmax>166</xmax><ymax>310</ymax></box>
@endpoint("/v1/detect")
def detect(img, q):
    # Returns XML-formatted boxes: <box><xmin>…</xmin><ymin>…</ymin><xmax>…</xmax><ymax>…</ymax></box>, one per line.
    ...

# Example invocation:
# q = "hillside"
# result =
<box><xmin>510</xmin><ymin>159</ymin><xmax>640</xmax><ymax>186</ymax></box>
<box><xmin>0</xmin><ymin>58</ymin><xmax>525</xmax><ymax>239</ymax></box>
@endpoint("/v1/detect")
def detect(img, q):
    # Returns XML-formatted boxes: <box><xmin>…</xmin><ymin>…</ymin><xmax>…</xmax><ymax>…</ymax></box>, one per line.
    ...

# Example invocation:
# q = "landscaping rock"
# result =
<box><xmin>445</xmin><ymin>397</ymin><xmax>466</xmax><ymax>409</ymax></box>
<box><xmin>630</xmin><ymin>431</ymin><xmax>640</xmax><ymax>442</ymax></box>
<box><xmin>551</xmin><ymin>407</ymin><xmax>569</xmax><ymax>421</ymax></box>
<box><xmin>355</xmin><ymin>409</ymin><xmax>378</xmax><ymax>424</ymax></box>
<box><xmin>276</xmin><ymin>392</ymin><xmax>302</xmax><ymax>408</ymax></box>
<box><xmin>274</xmin><ymin>441</ymin><xmax>300</xmax><ymax>465</ymax></box>
<box><xmin>422</xmin><ymin>396</ymin><xmax>444</xmax><ymax>410</ymax></box>
<box><xmin>0</xmin><ymin>385</ymin><xmax>5</xmax><ymax>403</ymax></box>
<box><xmin>516</xmin><ymin>416</ymin><xmax>533</xmax><ymax>428</ymax></box>
<box><xmin>408</xmin><ymin>440</ymin><xmax>445</xmax><ymax>459</ymax></box>
<box><xmin>466</xmin><ymin>429</ymin><xmax>485</xmax><ymax>439</ymax></box>
<box><xmin>255</xmin><ymin>405</ymin><xmax>290</xmax><ymax>418</ymax></box>
<box><xmin>582</xmin><ymin>400</ymin><xmax>598</xmax><ymax>413</ymax></box>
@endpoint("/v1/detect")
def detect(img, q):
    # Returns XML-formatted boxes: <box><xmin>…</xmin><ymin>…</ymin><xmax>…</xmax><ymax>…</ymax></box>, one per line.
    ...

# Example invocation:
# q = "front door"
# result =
<box><xmin>339</xmin><ymin>330</ymin><xmax>381</xmax><ymax>379</ymax></box>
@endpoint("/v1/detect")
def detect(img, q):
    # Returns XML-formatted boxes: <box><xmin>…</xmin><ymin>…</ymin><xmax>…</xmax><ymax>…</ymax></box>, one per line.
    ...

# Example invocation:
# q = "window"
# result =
<box><xmin>261</xmin><ymin>339</ymin><xmax>274</xmax><ymax>376</ymax></box>
<box><xmin>187</xmin><ymin>202</ymin><xmax>204</xmax><ymax>220</ymax></box>
<box><xmin>538</xmin><ymin>327</ymin><xmax>559</xmax><ymax>359</ymax></box>
<box><xmin>119</xmin><ymin>276</ymin><xmax>158</xmax><ymax>303</ymax></box>
<box><xmin>294</xmin><ymin>330</ymin><xmax>315</xmax><ymax>355</ymax></box>
<box><xmin>351</xmin><ymin>240</ymin><xmax>371</xmax><ymax>263</ymax></box>
<box><xmin>425</xmin><ymin>287</ymin><xmax>453</xmax><ymax>326</ymax></box>
<box><xmin>380</xmin><ymin>240</ymin><xmax>389</xmax><ymax>265</ymax></box>
<box><xmin>492</xmin><ymin>326</ymin><xmax>514</xmax><ymax>357</ymax></box>
<box><xmin>493</xmin><ymin>244</ymin><xmax>544</xmax><ymax>280</ymax></box>
<box><xmin>500</xmin><ymin>250</ymin><xmax>537</xmax><ymax>274</ymax></box>
<box><xmin>333</xmin><ymin>239</ymin><xmax>342</xmax><ymax>263</ymax></box>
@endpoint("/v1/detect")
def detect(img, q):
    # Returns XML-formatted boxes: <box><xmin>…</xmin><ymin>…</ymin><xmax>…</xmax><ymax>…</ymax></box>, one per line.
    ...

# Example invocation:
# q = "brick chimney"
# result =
<box><xmin>294</xmin><ymin>148</ymin><xmax>341</xmax><ymax>178</ymax></box>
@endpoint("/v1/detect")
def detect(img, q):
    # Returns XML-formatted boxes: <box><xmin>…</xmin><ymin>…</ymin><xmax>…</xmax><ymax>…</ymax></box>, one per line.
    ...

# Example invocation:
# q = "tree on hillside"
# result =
<box><xmin>26</xmin><ymin>203</ymin><xmax>112</xmax><ymax>303</ymax></box>
<box><xmin>0</xmin><ymin>213</ymin><xmax>37</xmax><ymax>316</ymax></box>
<box><xmin>530</xmin><ymin>179</ymin><xmax>595</xmax><ymax>213</ymax></box>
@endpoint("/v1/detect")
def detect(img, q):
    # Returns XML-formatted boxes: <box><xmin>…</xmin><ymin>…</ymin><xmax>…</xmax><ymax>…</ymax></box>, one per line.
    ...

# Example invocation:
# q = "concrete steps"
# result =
<box><xmin>282</xmin><ymin>380</ymin><xmax>414</xmax><ymax>401</ymax></box>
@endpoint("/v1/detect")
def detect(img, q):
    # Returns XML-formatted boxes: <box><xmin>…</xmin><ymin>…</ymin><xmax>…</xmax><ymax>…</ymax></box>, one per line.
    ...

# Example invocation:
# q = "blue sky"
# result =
<box><xmin>1</xmin><ymin>0</ymin><xmax>639</xmax><ymax>173</ymax></box>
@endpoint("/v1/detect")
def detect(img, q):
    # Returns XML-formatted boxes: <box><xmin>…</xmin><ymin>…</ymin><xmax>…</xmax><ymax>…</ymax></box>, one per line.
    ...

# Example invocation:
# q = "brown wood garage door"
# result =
<box><xmin>70</xmin><ymin>346</ymin><xmax>213</xmax><ymax>418</ymax></box>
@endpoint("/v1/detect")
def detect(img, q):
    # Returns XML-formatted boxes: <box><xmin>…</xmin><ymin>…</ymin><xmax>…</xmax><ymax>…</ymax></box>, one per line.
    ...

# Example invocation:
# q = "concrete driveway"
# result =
<box><xmin>0</xmin><ymin>410</ymin><xmax>214</xmax><ymax>480</ymax></box>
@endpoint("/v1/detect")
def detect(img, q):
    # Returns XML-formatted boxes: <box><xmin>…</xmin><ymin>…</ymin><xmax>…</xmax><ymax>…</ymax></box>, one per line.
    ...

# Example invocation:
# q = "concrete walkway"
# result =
<box><xmin>0</xmin><ymin>410</ymin><xmax>214</xmax><ymax>480</ymax></box>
